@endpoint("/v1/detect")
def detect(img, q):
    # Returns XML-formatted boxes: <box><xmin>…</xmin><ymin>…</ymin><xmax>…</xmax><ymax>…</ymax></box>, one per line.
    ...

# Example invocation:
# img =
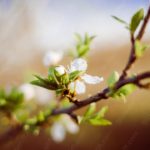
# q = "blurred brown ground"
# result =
<box><xmin>0</xmin><ymin>43</ymin><xmax>150</xmax><ymax>150</ymax></box>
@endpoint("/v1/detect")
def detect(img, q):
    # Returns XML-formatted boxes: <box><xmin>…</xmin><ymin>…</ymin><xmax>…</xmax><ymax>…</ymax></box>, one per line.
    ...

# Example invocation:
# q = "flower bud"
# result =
<box><xmin>55</xmin><ymin>65</ymin><xmax>66</xmax><ymax>76</ymax></box>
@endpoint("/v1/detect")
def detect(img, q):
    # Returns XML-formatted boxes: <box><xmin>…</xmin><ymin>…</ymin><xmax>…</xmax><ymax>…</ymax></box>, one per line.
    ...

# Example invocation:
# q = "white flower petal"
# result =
<box><xmin>55</xmin><ymin>65</ymin><xmax>66</xmax><ymax>76</ymax></box>
<box><xmin>81</xmin><ymin>74</ymin><xmax>104</xmax><ymax>84</ymax></box>
<box><xmin>43</xmin><ymin>51</ymin><xmax>63</xmax><ymax>66</ymax></box>
<box><xmin>68</xmin><ymin>80</ymin><xmax>86</xmax><ymax>94</ymax></box>
<box><xmin>62</xmin><ymin>115</ymin><xmax>79</xmax><ymax>134</ymax></box>
<box><xmin>70</xmin><ymin>58</ymin><xmax>87</xmax><ymax>72</ymax></box>
<box><xmin>68</xmin><ymin>82</ymin><xmax>76</xmax><ymax>93</ymax></box>
<box><xmin>50</xmin><ymin>123</ymin><xmax>66</xmax><ymax>142</ymax></box>
<box><xmin>75</xmin><ymin>80</ymin><xmax>86</xmax><ymax>94</ymax></box>
<box><xmin>19</xmin><ymin>84</ymin><xmax>35</xmax><ymax>101</ymax></box>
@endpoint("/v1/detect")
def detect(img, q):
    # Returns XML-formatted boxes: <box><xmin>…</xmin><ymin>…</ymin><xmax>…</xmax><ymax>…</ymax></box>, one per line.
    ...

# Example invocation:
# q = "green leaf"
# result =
<box><xmin>118</xmin><ymin>84</ymin><xmax>136</xmax><ymax>95</ymax></box>
<box><xmin>75</xmin><ymin>33</ymin><xmax>95</xmax><ymax>58</ymax></box>
<box><xmin>84</xmin><ymin>103</ymin><xmax>96</xmax><ymax>118</ymax></box>
<box><xmin>48</xmin><ymin>67</ymin><xmax>60</xmax><ymax>84</ymax></box>
<box><xmin>15</xmin><ymin>110</ymin><xmax>29</xmax><ymax>122</ymax></box>
<box><xmin>43</xmin><ymin>108</ymin><xmax>52</xmax><ymax>118</ymax></box>
<box><xmin>77</xmin><ymin>45</ymin><xmax>89</xmax><ymax>57</ymax></box>
<box><xmin>0</xmin><ymin>89</ymin><xmax>5</xmax><ymax>98</ymax></box>
<box><xmin>88</xmin><ymin>118</ymin><xmax>112</xmax><ymax>126</ymax></box>
<box><xmin>113</xmin><ymin>84</ymin><xmax>137</xmax><ymax>100</ymax></box>
<box><xmin>31</xmin><ymin>74</ymin><xmax>58</xmax><ymax>90</ymax></box>
<box><xmin>61</xmin><ymin>74</ymin><xmax>69</xmax><ymax>85</ymax></box>
<box><xmin>130</xmin><ymin>8</ymin><xmax>144</xmax><ymax>33</ymax></box>
<box><xmin>69</xmin><ymin>70</ymin><xmax>83</xmax><ymax>81</ymax></box>
<box><xmin>31</xmin><ymin>80</ymin><xmax>56</xmax><ymax>90</ymax></box>
<box><xmin>84</xmin><ymin>33</ymin><xmax>95</xmax><ymax>45</ymax></box>
<box><xmin>60</xmin><ymin>98</ymin><xmax>72</xmax><ymax>108</ymax></box>
<box><xmin>112</xmin><ymin>16</ymin><xmax>128</xmax><ymax>25</ymax></box>
<box><xmin>0</xmin><ymin>98</ymin><xmax>7</xmax><ymax>106</ymax></box>
<box><xmin>37</xmin><ymin>111</ymin><xmax>45</xmax><ymax>122</ymax></box>
<box><xmin>94</xmin><ymin>106</ymin><xmax>108</xmax><ymax>119</ymax></box>
<box><xmin>26</xmin><ymin>117</ymin><xmax>37</xmax><ymax>125</ymax></box>
<box><xmin>107</xmin><ymin>71</ymin><xmax>119</xmax><ymax>88</ymax></box>
<box><xmin>80</xmin><ymin>105</ymin><xmax>111</xmax><ymax>126</ymax></box>
<box><xmin>56</xmin><ymin>88</ymin><xmax>64</xmax><ymax>95</ymax></box>
<box><xmin>135</xmin><ymin>40</ymin><xmax>149</xmax><ymax>57</ymax></box>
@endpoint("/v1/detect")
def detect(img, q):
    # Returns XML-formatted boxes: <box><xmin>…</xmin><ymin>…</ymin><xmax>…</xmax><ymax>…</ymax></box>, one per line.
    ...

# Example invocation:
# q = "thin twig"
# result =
<box><xmin>119</xmin><ymin>6</ymin><xmax>150</xmax><ymax>80</ymax></box>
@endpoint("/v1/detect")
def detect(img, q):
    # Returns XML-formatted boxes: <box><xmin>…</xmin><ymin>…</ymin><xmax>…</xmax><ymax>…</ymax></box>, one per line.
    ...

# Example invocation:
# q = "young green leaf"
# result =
<box><xmin>113</xmin><ymin>84</ymin><xmax>137</xmax><ymax>100</ymax></box>
<box><xmin>26</xmin><ymin>117</ymin><xmax>37</xmax><ymax>125</ymax></box>
<box><xmin>84</xmin><ymin>33</ymin><xmax>95</xmax><ymax>45</ymax></box>
<box><xmin>112</xmin><ymin>16</ymin><xmax>128</xmax><ymax>25</ymax></box>
<box><xmin>107</xmin><ymin>71</ymin><xmax>119</xmax><ymax>88</ymax></box>
<box><xmin>31</xmin><ymin>80</ymin><xmax>57</xmax><ymax>90</ymax></box>
<box><xmin>75</xmin><ymin>33</ymin><xmax>95</xmax><ymax>58</ymax></box>
<box><xmin>130</xmin><ymin>8</ymin><xmax>144</xmax><ymax>33</ymax></box>
<box><xmin>77</xmin><ymin>45</ymin><xmax>89</xmax><ymax>57</ymax></box>
<box><xmin>69</xmin><ymin>70</ymin><xmax>83</xmax><ymax>81</ymax></box>
<box><xmin>61</xmin><ymin>74</ymin><xmax>69</xmax><ymax>85</ymax></box>
<box><xmin>80</xmin><ymin>105</ymin><xmax>111</xmax><ymax>126</ymax></box>
<box><xmin>118</xmin><ymin>84</ymin><xmax>136</xmax><ymax>96</ymax></box>
<box><xmin>88</xmin><ymin>118</ymin><xmax>112</xmax><ymax>126</ymax></box>
<box><xmin>94</xmin><ymin>106</ymin><xmax>108</xmax><ymax>119</ymax></box>
<box><xmin>37</xmin><ymin>111</ymin><xmax>45</xmax><ymax>122</ymax></box>
<box><xmin>84</xmin><ymin>103</ymin><xmax>96</xmax><ymax>118</ymax></box>
<box><xmin>0</xmin><ymin>98</ymin><xmax>7</xmax><ymax>106</ymax></box>
<box><xmin>135</xmin><ymin>40</ymin><xmax>149</xmax><ymax>57</ymax></box>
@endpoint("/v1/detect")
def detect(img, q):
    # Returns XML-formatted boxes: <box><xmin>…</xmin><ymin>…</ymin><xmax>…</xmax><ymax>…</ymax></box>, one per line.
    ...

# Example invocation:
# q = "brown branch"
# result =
<box><xmin>119</xmin><ymin>5</ymin><xmax>150</xmax><ymax>80</ymax></box>
<box><xmin>0</xmin><ymin>71</ymin><xmax>150</xmax><ymax>146</ymax></box>
<box><xmin>51</xmin><ymin>71</ymin><xmax>150</xmax><ymax>116</ymax></box>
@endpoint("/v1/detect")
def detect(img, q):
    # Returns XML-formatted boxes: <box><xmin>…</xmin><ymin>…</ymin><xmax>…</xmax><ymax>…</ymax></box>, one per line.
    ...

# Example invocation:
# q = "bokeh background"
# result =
<box><xmin>0</xmin><ymin>0</ymin><xmax>150</xmax><ymax>150</ymax></box>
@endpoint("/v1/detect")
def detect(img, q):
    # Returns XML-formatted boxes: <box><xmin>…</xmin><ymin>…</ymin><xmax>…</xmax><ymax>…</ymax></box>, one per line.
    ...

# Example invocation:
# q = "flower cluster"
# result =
<box><xmin>32</xmin><ymin>58</ymin><xmax>103</xmax><ymax>99</ymax></box>
<box><xmin>56</xmin><ymin>58</ymin><xmax>104</xmax><ymax>95</ymax></box>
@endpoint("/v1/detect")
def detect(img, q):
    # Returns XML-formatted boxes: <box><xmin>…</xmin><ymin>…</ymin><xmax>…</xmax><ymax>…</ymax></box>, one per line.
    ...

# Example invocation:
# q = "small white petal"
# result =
<box><xmin>70</xmin><ymin>58</ymin><xmax>87</xmax><ymax>72</ymax></box>
<box><xmin>68</xmin><ymin>82</ymin><xmax>76</xmax><ymax>93</ymax></box>
<box><xmin>68</xmin><ymin>80</ymin><xmax>86</xmax><ymax>94</ymax></box>
<box><xmin>19</xmin><ymin>84</ymin><xmax>35</xmax><ymax>101</ymax></box>
<box><xmin>50</xmin><ymin>123</ymin><xmax>66</xmax><ymax>142</ymax></box>
<box><xmin>55</xmin><ymin>65</ymin><xmax>66</xmax><ymax>76</ymax></box>
<box><xmin>75</xmin><ymin>80</ymin><xmax>86</xmax><ymax>94</ymax></box>
<box><xmin>62</xmin><ymin>115</ymin><xmax>79</xmax><ymax>134</ymax></box>
<box><xmin>43</xmin><ymin>51</ymin><xmax>63</xmax><ymax>66</ymax></box>
<box><xmin>81</xmin><ymin>74</ymin><xmax>104</xmax><ymax>84</ymax></box>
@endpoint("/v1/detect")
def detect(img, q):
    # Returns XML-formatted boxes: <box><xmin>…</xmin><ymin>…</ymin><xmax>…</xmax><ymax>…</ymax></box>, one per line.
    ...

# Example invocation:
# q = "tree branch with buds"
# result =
<box><xmin>0</xmin><ymin>5</ymin><xmax>150</xmax><ymax>145</ymax></box>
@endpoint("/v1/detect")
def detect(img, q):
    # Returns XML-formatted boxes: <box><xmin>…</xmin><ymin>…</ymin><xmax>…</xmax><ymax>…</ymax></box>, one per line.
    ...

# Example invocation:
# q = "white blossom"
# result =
<box><xmin>62</xmin><ymin>115</ymin><xmax>79</xmax><ymax>134</ymax></box>
<box><xmin>19</xmin><ymin>84</ymin><xmax>35</xmax><ymax>101</ymax></box>
<box><xmin>50</xmin><ymin>122</ymin><xmax>66</xmax><ymax>142</ymax></box>
<box><xmin>69</xmin><ymin>80</ymin><xmax>86</xmax><ymax>94</ymax></box>
<box><xmin>69</xmin><ymin>58</ymin><xmax>87</xmax><ymax>72</ymax></box>
<box><xmin>68</xmin><ymin>58</ymin><xmax>103</xmax><ymax>94</ymax></box>
<box><xmin>50</xmin><ymin>115</ymin><xmax>79</xmax><ymax>142</ymax></box>
<box><xmin>81</xmin><ymin>74</ymin><xmax>104</xmax><ymax>84</ymax></box>
<box><xmin>43</xmin><ymin>50</ymin><xmax>63</xmax><ymax>66</ymax></box>
<box><xmin>55</xmin><ymin>65</ymin><xmax>66</xmax><ymax>76</ymax></box>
